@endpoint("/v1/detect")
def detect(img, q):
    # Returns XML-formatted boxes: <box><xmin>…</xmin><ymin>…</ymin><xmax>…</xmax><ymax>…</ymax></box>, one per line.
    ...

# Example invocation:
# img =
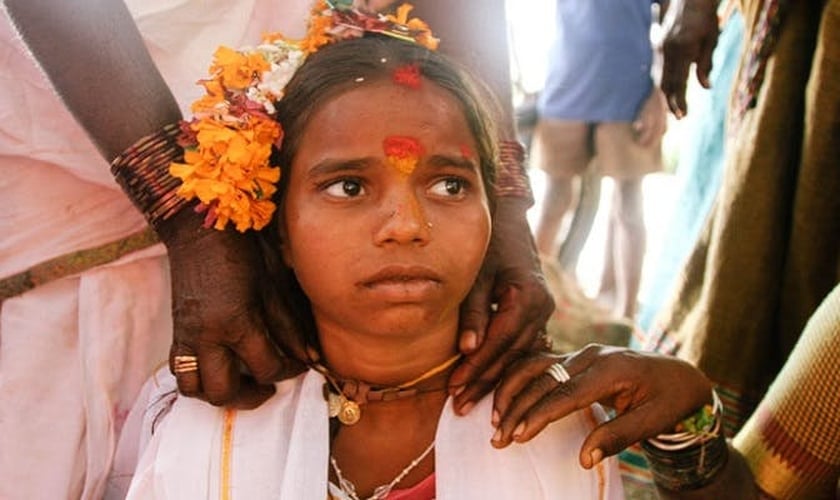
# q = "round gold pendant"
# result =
<box><xmin>338</xmin><ymin>400</ymin><xmax>361</xmax><ymax>425</ymax></box>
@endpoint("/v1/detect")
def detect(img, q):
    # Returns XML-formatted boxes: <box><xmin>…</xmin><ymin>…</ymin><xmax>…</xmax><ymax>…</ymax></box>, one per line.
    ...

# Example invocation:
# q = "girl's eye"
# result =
<box><xmin>430</xmin><ymin>177</ymin><xmax>468</xmax><ymax>197</ymax></box>
<box><xmin>324</xmin><ymin>179</ymin><xmax>364</xmax><ymax>198</ymax></box>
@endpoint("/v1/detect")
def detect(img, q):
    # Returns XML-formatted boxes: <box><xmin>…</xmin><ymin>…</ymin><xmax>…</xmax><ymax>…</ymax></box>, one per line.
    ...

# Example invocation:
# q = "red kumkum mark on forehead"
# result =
<box><xmin>393</xmin><ymin>63</ymin><xmax>422</xmax><ymax>89</ymax></box>
<box><xmin>383</xmin><ymin>136</ymin><xmax>424</xmax><ymax>175</ymax></box>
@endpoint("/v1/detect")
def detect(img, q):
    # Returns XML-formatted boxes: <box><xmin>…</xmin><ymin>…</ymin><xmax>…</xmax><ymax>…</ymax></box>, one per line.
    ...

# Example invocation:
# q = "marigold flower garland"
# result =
<box><xmin>169</xmin><ymin>0</ymin><xmax>438</xmax><ymax>232</ymax></box>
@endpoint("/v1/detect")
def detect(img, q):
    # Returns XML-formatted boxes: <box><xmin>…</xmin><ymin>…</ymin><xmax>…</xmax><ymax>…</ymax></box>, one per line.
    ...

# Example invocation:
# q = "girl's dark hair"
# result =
<box><xmin>260</xmin><ymin>35</ymin><xmax>500</xmax><ymax>350</ymax></box>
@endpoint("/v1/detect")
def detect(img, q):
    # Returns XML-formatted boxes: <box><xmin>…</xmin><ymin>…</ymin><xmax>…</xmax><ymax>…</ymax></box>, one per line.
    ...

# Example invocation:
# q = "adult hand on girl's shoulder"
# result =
<box><xmin>490</xmin><ymin>344</ymin><xmax>713</xmax><ymax>469</ymax></box>
<box><xmin>162</xmin><ymin>213</ymin><xmax>307</xmax><ymax>409</ymax></box>
<box><xmin>450</xmin><ymin>197</ymin><xmax>554</xmax><ymax>413</ymax></box>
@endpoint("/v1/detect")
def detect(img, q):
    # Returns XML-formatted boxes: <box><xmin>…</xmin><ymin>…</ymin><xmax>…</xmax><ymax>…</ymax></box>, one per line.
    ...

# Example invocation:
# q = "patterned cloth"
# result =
<box><xmin>734</xmin><ymin>284</ymin><xmax>840</xmax><ymax>498</ymax></box>
<box><xmin>644</xmin><ymin>0</ymin><xmax>840</xmax><ymax>434</ymax></box>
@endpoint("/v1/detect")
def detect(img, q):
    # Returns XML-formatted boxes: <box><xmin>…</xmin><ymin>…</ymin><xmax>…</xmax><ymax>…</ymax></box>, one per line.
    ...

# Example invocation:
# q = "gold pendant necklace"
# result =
<box><xmin>315</xmin><ymin>353</ymin><xmax>462</xmax><ymax>426</ymax></box>
<box><xmin>327</xmin><ymin>391</ymin><xmax>362</xmax><ymax>425</ymax></box>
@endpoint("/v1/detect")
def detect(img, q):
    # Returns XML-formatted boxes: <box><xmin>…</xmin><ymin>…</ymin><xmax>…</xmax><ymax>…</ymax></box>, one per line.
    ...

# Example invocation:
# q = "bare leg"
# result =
<box><xmin>535</xmin><ymin>174</ymin><xmax>575</xmax><ymax>255</ymax></box>
<box><xmin>559</xmin><ymin>169</ymin><xmax>601</xmax><ymax>272</ymax></box>
<box><xmin>530</xmin><ymin>120</ymin><xmax>590</xmax><ymax>256</ymax></box>
<box><xmin>597</xmin><ymin>205</ymin><xmax>617</xmax><ymax>311</ymax></box>
<box><xmin>609</xmin><ymin>177</ymin><xmax>646</xmax><ymax>319</ymax></box>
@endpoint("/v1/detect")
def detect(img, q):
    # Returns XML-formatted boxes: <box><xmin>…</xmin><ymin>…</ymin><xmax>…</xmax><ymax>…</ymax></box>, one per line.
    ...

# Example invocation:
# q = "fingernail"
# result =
<box><xmin>461</xmin><ymin>330</ymin><xmax>478</xmax><ymax>352</ymax></box>
<box><xmin>590</xmin><ymin>448</ymin><xmax>604</xmax><ymax>466</ymax></box>
<box><xmin>491</xmin><ymin>428</ymin><xmax>502</xmax><ymax>443</ymax></box>
<box><xmin>452</xmin><ymin>385</ymin><xmax>465</xmax><ymax>397</ymax></box>
<box><xmin>492</xmin><ymin>409</ymin><xmax>500</xmax><ymax>427</ymax></box>
<box><xmin>458</xmin><ymin>401</ymin><xmax>475</xmax><ymax>416</ymax></box>
<box><xmin>512</xmin><ymin>422</ymin><xmax>525</xmax><ymax>440</ymax></box>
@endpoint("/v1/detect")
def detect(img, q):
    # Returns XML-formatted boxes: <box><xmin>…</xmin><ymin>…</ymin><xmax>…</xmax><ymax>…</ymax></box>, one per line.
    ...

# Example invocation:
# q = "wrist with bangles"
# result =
<box><xmin>496</xmin><ymin>140</ymin><xmax>535</xmax><ymax>206</ymax></box>
<box><xmin>642</xmin><ymin>389</ymin><xmax>729</xmax><ymax>491</ymax></box>
<box><xmin>110</xmin><ymin>123</ymin><xmax>191</xmax><ymax>229</ymax></box>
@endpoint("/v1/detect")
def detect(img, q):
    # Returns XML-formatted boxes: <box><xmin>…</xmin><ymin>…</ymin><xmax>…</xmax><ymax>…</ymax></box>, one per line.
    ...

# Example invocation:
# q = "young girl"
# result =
<box><xmin>124</xmin><ymin>22</ymin><xmax>623</xmax><ymax>500</ymax></box>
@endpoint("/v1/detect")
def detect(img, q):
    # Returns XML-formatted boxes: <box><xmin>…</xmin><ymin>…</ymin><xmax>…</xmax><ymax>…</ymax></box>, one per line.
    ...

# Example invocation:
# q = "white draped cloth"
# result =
<box><xmin>122</xmin><ymin>370</ymin><xmax>624</xmax><ymax>499</ymax></box>
<box><xmin>0</xmin><ymin>2</ymin><xmax>309</xmax><ymax>498</ymax></box>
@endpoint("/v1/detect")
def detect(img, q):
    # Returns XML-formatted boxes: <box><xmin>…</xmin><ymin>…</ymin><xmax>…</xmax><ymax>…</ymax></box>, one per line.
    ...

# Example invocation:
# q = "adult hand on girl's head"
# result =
<box><xmin>450</xmin><ymin>197</ymin><xmax>554</xmax><ymax>413</ymax></box>
<box><xmin>660</xmin><ymin>0</ymin><xmax>720</xmax><ymax>118</ymax></box>
<box><xmin>491</xmin><ymin>344</ymin><xmax>714</xmax><ymax>469</ymax></box>
<box><xmin>163</xmin><ymin>214</ymin><xmax>307</xmax><ymax>409</ymax></box>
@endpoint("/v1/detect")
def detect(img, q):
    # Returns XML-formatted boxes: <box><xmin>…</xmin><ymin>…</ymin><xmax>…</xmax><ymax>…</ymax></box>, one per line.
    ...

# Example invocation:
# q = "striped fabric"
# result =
<box><xmin>733</xmin><ymin>284</ymin><xmax>840</xmax><ymax>499</ymax></box>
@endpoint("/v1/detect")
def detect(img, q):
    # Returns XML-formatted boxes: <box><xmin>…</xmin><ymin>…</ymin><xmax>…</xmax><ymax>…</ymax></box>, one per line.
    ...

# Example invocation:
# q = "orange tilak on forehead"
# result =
<box><xmin>383</xmin><ymin>136</ymin><xmax>425</xmax><ymax>175</ymax></box>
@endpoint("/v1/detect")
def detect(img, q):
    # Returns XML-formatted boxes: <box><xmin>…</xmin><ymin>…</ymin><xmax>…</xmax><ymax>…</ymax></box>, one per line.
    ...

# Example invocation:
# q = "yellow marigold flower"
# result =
<box><xmin>210</xmin><ymin>46</ymin><xmax>270</xmax><ymax>90</ymax></box>
<box><xmin>191</xmin><ymin>79</ymin><xmax>226</xmax><ymax>114</ymax></box>
<box><xmin>387</xmin><ymin>3</ymin><xmax>414</xmax><ymax>25</ymax></box>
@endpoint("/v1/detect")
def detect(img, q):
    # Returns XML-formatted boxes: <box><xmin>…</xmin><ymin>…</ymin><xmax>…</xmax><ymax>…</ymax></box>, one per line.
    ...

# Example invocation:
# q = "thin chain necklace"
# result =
<box><xmin>330</xmin><ymin>440</ymin><xmax>435</xmax><ymax>500</ymax></box>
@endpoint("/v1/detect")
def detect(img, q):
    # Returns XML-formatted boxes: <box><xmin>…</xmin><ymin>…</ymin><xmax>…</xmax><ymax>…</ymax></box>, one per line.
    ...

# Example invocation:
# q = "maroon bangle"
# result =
<box><xmin>495</xmin><ymin>140</ymin><xmax>534</xmax><ymax>206</ymax></box>
<box><xmin>110</xmin><ymin>123</ymin><xmax>190</xmax><ymax>228</ymax></box>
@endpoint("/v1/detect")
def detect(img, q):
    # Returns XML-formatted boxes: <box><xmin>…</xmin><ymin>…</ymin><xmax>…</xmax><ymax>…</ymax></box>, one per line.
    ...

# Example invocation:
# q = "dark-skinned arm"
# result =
<box><xmin>408</xmin><ymin>0</ymin><xmax>554</xmax><ymax>412</ymax></box>
<box><xmin>3</xmin><ymin>0</ymin><xmax>306</xmax><ymax>408</ymax></box>
<box><xmin>492</xmin><ymin>344</ymin><xmax>758</xmax><ymax>498</ymax></box>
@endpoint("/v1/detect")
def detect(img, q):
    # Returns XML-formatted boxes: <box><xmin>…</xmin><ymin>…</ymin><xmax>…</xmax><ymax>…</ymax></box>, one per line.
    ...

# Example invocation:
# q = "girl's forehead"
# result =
<box><xmin>302</xmin><ymin>81</ymin><xmax>472</xmax><ymax>140</ymax></box>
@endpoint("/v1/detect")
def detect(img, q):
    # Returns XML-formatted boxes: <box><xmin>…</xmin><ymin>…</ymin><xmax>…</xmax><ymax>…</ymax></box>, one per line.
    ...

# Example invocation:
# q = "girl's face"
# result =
<box><xmin>281</xmin><ymin>79</ymin><xmax>491</xmax><ymax>340</ymax></box>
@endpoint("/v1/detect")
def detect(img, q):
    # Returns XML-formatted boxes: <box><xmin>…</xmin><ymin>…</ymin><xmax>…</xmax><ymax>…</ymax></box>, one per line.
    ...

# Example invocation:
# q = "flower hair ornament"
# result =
<box><xmin>169</xmin><ymin>0</ymin><xmax>438</xmax><ymax>232</ymax></box>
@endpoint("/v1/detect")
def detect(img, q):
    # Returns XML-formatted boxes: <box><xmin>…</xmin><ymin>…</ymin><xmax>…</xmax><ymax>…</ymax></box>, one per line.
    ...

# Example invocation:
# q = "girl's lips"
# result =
<box><xmin>359</xmin><ymin>265</ymin><xmax>443</xmax><ymax>301</ymax></box>
<box><xmin>359</xmin><ymin>265</ymin><xmax>442</xmax><ymax>287</ymax></box>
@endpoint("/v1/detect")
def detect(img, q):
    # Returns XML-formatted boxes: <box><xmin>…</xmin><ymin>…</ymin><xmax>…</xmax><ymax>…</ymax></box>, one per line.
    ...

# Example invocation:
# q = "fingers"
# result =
<box><xmin>170</xmin><ymin>342</ymin><xmax>279</xmax><ymax>409</ymax></box>
<box><xmin>577</xmin><ymin>404</ymin><xmax>662</xmax><ymax>469</ymax></box>
<box><xmin>695</xmin><ymin>32</ymin><xmax>718</xmax><ymax>89</ymax></box>
<box><xmin>661</xmin><ymin>52</ymin><xmax>691</xmax><ymax>118</ymax></box>
<box><xmin>260</xmin><ymin>281</ymin><xmax>310</xmax><ymax>373</ymax></box>
<box><xmin>170</xmin><ymin>343</ymin><xmax>201</xmax><ymax>397</ymax></box>
<box><xmin>227</xmin><ymin>375</ymin><xmax>278</xmax><ymax>410</ymax></box>
<box><xmin>492</xmin><ymin>349</ymin><xmax>608</xmax><ymax>448</ymax></box>
<box><xmin>196</xmin><ymin>343</ymin><xmax>240</xmax><ymax>405</ymax></box>
<box><xmin>450</xmin><ymin>285</ymin><xmax>544</xmax><ymax>411</ymax></box>
<box><xmin>457</xmin><ymin>266</ymin><xmax>494</xmax><ymax>355</ymax></box>
<box><xmin>491</xmin><ymin>354</ymin><xmax>563</xmax><ymax>447</ymax></box>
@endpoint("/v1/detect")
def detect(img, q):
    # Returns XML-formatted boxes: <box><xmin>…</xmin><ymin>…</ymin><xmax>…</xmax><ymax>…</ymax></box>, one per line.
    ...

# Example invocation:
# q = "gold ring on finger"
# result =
<box><xmin>173</xmin><ymin>355</ymin><xmax>199</xmax><ymax>374</ymax></box>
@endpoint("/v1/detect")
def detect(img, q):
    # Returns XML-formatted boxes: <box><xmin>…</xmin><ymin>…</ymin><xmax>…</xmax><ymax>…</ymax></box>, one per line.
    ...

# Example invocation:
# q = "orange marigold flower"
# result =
<box><xmin>210</xmin><ymin>46</ymin><xmax>270</xmax><ymax>90</ymax></box>
<box><xmin>169</xmin><ymin>116</ymin><xmax>282</xmax><ymax>232</ymax></box>
<box><xmin>385</xmin><ymin>4</ymin><xmax>439</xmax><ymax>51</ymax></box>
<box><xmin>191</xmin><ymin>79</ymin><xmax>227</xmax><ymax>115</ymax></box>
<box><xmin>302</xmin><ymin>1</ymin><xmax>334</xmax><ymax>54</ymax></box>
